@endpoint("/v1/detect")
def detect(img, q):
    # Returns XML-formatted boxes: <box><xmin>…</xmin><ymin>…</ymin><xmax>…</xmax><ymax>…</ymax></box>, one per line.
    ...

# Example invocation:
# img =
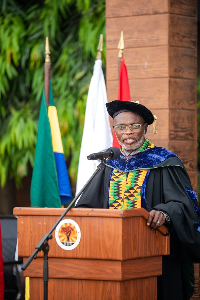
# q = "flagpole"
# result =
<box><xmin>45</xmin><ymin>37</ymin><xmax>51</xmax><ymax>106</ymax></box>
<box><xmin>118</xmin><ymin>31</ymin><xmax>124</xmax><ymax>80</ymax></box>
<box><xmin>112</xmin><ymin>32</ymin><xmax>127</xmax><ymax>148</ymax></box>
<box><xmin>41</xmin><ymin>36</ymin><xmax>51</xmax><ymax>300</ymax></box>
<box><xmin>75</xmin><ymin>33</ymin><xmax>113</xmax><ymax>195</ymax></box>
<box><xmin>96</xmin><ymin>34</ymin><xmax>103</xmax><ymax>60</ymax></box>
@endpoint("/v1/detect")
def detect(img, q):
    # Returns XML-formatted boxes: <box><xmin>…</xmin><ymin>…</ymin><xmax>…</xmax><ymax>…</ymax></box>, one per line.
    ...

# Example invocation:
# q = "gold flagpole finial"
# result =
<box><xmin>118</xmin><ymin>31</ymin><xmax>124</xmax><ymax>58</ymax></box>
<box><xmin>153</xmin><ymin>115</ymin><xmax>157</xmax><ymax>134</ymax></box>
<box><xmin>45</xmin><ymin>37</ymin><xmax>51</xmax><ymax>63</ymax></box>
<box><xmin>96</xmin><ymin>34</ymin><xmax>103</xmax><ymax>60</ymax></box>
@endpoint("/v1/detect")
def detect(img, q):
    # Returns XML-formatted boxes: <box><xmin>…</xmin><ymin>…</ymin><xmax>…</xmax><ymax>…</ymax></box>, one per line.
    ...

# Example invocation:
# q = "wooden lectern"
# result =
<box><xmin>13</xmin><ymin>207</ymin><xmax>170</xmax><ymax>300</ymax></box>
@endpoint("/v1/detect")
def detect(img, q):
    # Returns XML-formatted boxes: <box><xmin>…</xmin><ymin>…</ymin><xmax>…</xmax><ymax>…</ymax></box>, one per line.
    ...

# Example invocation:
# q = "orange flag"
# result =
<box><xmin>113</xmin><ymin>58</ymin><xmax>131</xmax><ymax>147</ymax></box>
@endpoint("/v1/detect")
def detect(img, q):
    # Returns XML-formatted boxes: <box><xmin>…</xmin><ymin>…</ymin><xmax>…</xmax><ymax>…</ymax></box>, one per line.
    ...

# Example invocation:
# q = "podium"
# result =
<box><xmin>13</xmin><ymin>207</ymin><xmax>170</xmax><ymax>300</ymax></box>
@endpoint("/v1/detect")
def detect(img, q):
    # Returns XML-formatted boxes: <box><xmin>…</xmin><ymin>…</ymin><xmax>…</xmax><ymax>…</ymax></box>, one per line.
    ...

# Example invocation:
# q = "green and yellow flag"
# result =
<box><xmin>30</xmin><ymin>84</ymin><xmax>72</xmax><ymax>207</ymax></box>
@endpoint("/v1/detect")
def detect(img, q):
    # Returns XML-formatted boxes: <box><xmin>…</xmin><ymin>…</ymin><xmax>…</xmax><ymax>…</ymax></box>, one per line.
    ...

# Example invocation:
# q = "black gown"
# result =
<box><xmin>76</xmin><ymin>147</ymin><xmax>200</xmax><ymax>300</ymax></box>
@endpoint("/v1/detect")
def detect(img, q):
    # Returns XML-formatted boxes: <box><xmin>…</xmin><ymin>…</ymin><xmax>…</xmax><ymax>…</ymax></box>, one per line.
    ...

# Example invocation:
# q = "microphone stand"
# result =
<box><xmin>22</xmin><ymin>160</ymin><xmax>106</xmax><ymax>300</ymax></box>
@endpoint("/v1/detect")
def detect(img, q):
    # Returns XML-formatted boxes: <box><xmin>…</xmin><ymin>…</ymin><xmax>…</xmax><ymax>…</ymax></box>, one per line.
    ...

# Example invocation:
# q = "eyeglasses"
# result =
<box><xmin>113</xmin><ymin>123</ymin><xmax>145</xmax><ymax>132</ymax></box>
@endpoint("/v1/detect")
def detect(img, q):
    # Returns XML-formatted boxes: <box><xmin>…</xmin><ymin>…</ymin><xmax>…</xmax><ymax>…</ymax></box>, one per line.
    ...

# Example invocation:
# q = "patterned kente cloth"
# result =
<box><xmin>109</xmin><ymin>140</ymin><xmax>154</xmax><ymax>209</ymax></box>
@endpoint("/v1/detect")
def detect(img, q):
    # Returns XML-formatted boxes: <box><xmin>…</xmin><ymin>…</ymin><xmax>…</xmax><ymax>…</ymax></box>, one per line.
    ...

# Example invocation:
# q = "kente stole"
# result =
<box><xmin>109</xmin><ymin>140</ymin><xmax>154</xmax><ymax>209</ymax></box>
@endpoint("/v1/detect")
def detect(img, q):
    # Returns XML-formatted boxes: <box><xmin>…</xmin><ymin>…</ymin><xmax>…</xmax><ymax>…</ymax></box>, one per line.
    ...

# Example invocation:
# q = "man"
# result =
<box><xmin>76</xmin><ymin>100</ymin><xmax>200</xmax><ymax>300</ymax></box>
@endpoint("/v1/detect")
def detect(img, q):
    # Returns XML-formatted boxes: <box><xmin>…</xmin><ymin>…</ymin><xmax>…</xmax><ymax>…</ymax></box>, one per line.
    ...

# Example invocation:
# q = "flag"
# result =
<box><xmin>48</xmin><ymin>83</ymin><xmax>72</xmax><ymax>205</ymax></box>
<box><xmin>113</xmin><ymin>58</ymin><xmax>131</xmax><ymax>148</ymax></box>
<box><xmin>0</xmin><ymin>221</ymin><xmax>4</xmax><ymax>300</ymax></box>
<box><xmin>76</xmin><ymin>59</ymin><xmax>112</xmax><ymax>194</ymax></box>
<box><xmin>31</xmin><ymin>83</ymin><xmax>72</xmax><ymax>207</ymax></box>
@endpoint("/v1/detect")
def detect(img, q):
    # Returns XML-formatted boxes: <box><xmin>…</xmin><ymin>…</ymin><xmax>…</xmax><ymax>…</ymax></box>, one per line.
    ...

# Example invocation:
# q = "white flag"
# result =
<box><xmin>76</xmin><ymin>59</ymin><xmax>112</xmax><ymax>194</ymax></box>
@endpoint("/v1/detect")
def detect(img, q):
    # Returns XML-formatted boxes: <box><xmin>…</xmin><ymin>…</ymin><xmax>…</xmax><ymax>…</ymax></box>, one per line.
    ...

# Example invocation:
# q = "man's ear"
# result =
<box><xmin>144</xmin><ymin>124</ymin><xmax>148</xmax><ymax>134</ymax></box>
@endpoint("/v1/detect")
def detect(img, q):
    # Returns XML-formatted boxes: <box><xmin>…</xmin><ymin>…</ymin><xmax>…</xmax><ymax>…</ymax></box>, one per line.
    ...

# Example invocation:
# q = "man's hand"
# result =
<box><xmin>147</xmin><ymin>210</ymin><xmax>166</xmax><ymax>230</ymax></box>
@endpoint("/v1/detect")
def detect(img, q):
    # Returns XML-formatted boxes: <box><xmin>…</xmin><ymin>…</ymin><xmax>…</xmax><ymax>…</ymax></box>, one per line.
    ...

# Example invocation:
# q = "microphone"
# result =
<box><xmin>87</xmin><ymin>147</ymin><xmax>121</xmax><ymax>161</ymax></box>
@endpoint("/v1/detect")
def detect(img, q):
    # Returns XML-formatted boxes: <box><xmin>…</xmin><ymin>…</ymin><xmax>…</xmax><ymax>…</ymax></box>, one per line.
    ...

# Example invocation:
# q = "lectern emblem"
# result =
<box><xmin>55</xmin><ymin>219</ymin><xmax>81</xmax><ymax>250</ymax></box>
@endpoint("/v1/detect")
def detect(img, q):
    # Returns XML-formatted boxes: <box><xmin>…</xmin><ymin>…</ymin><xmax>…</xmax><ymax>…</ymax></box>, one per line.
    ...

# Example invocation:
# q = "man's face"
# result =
<box><xmin>113</xmin><ymin>112</ymin><xmax>148</xmax><ymax>152</ymax></box>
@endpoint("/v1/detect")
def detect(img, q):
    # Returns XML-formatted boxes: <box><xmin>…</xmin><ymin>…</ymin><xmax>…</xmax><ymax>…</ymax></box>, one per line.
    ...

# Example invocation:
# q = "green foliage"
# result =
<box><xmin>0</xmin><ymin>0</ymin><xmax>105</xmax><ymax>190</ymax></box>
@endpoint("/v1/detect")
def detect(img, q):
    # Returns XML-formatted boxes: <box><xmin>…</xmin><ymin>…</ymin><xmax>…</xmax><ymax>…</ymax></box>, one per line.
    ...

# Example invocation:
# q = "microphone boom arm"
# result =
<box><xmin>22</xmin><ymin>159</ymin><xmax>106</xmax><ymax>270</ymax></box>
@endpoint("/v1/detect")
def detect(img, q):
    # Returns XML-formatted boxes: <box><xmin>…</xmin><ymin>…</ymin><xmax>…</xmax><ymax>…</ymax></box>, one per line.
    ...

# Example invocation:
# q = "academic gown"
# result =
<box><xmin>75</xmin><ymin>147</ymin><xmax>200</xmax><ymax>300</ymax></box>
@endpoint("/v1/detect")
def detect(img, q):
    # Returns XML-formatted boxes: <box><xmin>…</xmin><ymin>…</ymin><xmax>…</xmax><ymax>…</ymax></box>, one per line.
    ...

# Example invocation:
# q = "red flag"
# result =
<box><xmin>0</xmin><ymin>221</ymin><xmax>4</xmax><ymax>300</ymax></box>
<box><xmin>117</xmin><ymin>58</ymin><xmax>131</xmax><ymax>101</ymax></box>
<box><xmin>113</xmin><ymin>58</ymin><xmax>131</xmax><ymax>147</ymax></box>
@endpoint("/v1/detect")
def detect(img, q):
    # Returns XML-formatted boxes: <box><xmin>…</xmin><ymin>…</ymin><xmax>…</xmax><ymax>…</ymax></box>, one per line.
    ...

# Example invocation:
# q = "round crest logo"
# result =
<box><xmin>55</xmin><ymin>219</ymin><xmax>81</xmax><ymax>250</ymax></box>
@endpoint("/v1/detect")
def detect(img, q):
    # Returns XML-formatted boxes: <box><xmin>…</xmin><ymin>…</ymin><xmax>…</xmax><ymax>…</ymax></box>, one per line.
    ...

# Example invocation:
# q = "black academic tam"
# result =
<box><xmin>106</xmin><ymin>100</ymin><xmax>154</xmax><ymax>125</ymax></box>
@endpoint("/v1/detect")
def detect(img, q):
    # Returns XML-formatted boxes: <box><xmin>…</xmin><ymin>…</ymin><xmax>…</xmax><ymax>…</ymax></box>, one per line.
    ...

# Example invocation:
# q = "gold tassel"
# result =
<box><xmin>153</xmin><ymin>115</ymin><xmax>157</xmax><ymax>134</ymax></box>
<box><xmin>131</xmin><ymin>101</ymin><xmax>139</xmax><ymax>104</ymax></box>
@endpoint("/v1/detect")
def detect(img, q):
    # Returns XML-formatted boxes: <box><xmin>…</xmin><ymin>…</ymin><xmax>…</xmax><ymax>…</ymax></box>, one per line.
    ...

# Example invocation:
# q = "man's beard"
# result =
<box><xmin>118</xmin><ymin>130</ymin><xmax>146</xmax><ymax>152</ymax></box>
